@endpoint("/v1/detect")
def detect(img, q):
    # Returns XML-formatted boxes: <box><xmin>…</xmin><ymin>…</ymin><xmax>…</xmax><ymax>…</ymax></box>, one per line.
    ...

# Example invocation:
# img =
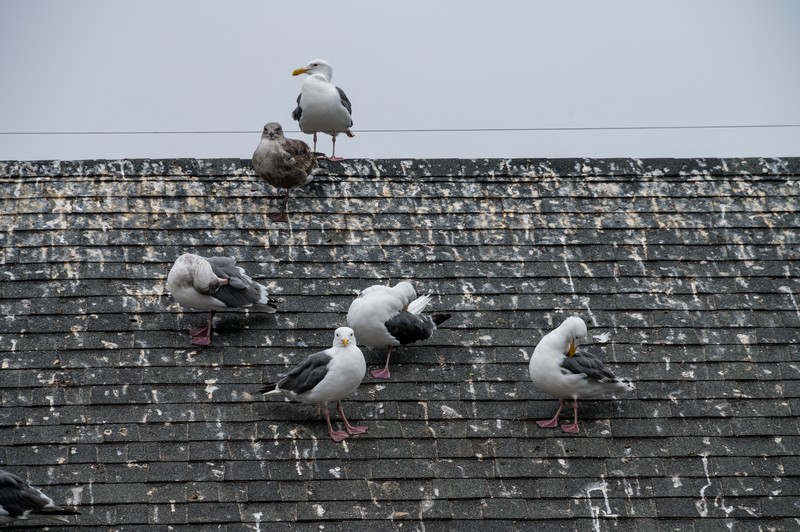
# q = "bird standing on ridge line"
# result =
<box><xmin>292</xmin><ymin>59</ymin><xmax>354</xmax><ymax>161</ymax></box>
<box><xmin>252</xmin><ymin>121</ymin><xmax>318</xmax><ymax>222</ymax></box>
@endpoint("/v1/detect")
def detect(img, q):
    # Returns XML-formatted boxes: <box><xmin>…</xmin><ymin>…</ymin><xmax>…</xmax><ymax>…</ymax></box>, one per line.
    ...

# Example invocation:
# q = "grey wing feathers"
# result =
<box><xmin>277</xmin><ymin>352</ymin><xmax>332</xmax><ymax>395</ymax></box>
<box><xmin>0</xmin><ymin>470</ymin><xmax>78</xmax><ymax>521</ymax></box>
<box><xmin>213</xmin><ymin>284</ymin><xmax>265</xmax><ymax>309</ymax></box>
<box><xmin>204</xmin><ymin>256</ymin><xmax>276</xmax><ymax>311</ymax></box>
<box><xmin>560</xmin><ymin>348</ymin><xmax>619</xmax><ymax>382</ymax></box>
<box><xmin>292</xmin><ymin>93</ymin><xmax>302</xmax><ymax>122</ymax></box>
<box><xmin>205</xmin><ymin>256</ymin><xmax>250</xmax><ymax>288</ymax></box>
<box><xmin>336</xmin><ymin>87</ymin><xmax>353</xmax><ymax>118</ymax></box>
<box><xmin>0</xmin><ymin>471</ymin><xmax>44</xmax><ymax>518</ymax></box>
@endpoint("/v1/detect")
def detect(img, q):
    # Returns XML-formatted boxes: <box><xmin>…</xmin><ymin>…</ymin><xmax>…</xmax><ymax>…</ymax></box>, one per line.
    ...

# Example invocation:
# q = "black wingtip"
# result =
<box><xmin>433</xmin><ymin>313</ymin><xmax>451</xmax><ymax>326</ymax></box>
<box><xmin>34</xmin><ymin>506</ymin><xmax>81</xmax><ymax>517</ymax></box>
<box><xmin>256</xmin><ymin>383</ymin><xmax>277</xmax><ymax>395</ymax></box>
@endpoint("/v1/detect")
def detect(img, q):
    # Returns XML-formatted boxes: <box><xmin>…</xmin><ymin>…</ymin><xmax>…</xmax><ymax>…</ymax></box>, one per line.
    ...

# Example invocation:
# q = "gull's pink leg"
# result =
<box><xmin>190</xmin><ymin>311</ymin><xmax>215</xmax><ymax>346</ymax></box>
<box><xmin>189</xmin><ymin>324</ymin><xmax>208</xmax><ymax>337</ymax></box>
<box><xmin>327</xmin><ymin>135</ymin><xmax>344</xmax><ymax>162</ymax></box>
<box><xmin>560</xmin><ymin>400</ymin><xmax>581</xmax><ymax>434</ymax></box>
<box><xmin>323</xmin><ymin>406</ymin><xmax>349</xmax><ymax>442</ymax></box>
<box><xmin>536</xmin><ymin>400</ymin><xmax>564</xmax><ymax>428</ymax></box>
<box><xmin>337</xmin><ymin>401</ymin><xmax>368</xmax><ymax>435</ymax></box>
<box><xmin>313</xmin><ymin>132</ymin><xmax>328</xmax><ymax>159</ymax></box>
<box><xmin>370</xmin><ymin>346</ymin><xmax>393</xmax><ymax>379</ymax></box>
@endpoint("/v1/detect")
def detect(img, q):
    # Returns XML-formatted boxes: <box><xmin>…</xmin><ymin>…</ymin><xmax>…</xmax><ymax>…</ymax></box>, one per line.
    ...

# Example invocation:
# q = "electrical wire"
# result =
<box><xmin>0</xmin><ymin>124</ymin><xmax>798</xmax><ymax>136</ymax></box>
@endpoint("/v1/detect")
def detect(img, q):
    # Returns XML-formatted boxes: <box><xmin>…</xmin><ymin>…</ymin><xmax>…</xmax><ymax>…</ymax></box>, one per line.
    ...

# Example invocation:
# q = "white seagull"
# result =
<box><xmin>292</xmin><ymin>59</ymin><xmax>354</xmax><ymax>161</ymax></box>
<box><xmin>166</xmin><ymin>253</ymin><xmax>277</xmax><ymax>346</ymax></box>
<box><xmin>0</xmin><ymin>470</ymin><xmax>80</xmax><ymax>525</ymax></box>
<box><xmin>347</xmin><ymin>281</ymin><xmax>450</xmax><ymax>379</ymax></box>
<box><xmin>529</xmin><ymin>316</ymin><xmax>634</xmax><ymax>434</ymax></box>
<box><xmin>251</xmin><ymin>122</ymin><xmax>318</xmax><ymax>222</ymax></box>
<box><xmin>258</xmin><ymin>327</ymin><xmax>367</xmax><ymax>443</ymax></box>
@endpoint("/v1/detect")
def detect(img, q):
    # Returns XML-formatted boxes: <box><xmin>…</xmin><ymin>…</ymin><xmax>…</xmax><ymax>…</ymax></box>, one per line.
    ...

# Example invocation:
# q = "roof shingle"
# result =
<box><xmin>1</xmin><ymin>157</ymin><xmax>798</xmax><ymax>530</ymax></box>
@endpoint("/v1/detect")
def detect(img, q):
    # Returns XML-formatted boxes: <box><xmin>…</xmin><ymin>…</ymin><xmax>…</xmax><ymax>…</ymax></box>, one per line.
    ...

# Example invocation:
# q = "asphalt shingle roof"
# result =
<box><xmin>1</xmin><ymin>157</ymin><xmax>798</xmax><ymax>530</ymax></box>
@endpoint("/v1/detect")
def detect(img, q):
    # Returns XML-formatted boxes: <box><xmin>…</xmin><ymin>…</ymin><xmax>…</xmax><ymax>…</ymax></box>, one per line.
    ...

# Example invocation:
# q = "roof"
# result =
<box><xmin>1</xmin><ymin>157</ymin><xmax>798</xmax><ymax>530</ymax></box>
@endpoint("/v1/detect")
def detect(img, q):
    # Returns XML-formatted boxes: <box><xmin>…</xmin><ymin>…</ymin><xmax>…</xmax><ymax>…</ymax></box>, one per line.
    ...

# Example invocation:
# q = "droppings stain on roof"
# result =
<box><xmin>0</xmin><ymin>157</ymin><xmax>798</xmax><ymax>530</ymax></box>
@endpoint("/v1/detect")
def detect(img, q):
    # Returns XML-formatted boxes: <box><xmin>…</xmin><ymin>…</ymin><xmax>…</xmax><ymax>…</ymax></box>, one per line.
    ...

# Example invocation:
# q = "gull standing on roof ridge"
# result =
<box><xmin>257</xmin><ymin>327</ymin><xmax>367</xmax><ymax>443</ymax></box>
<box><xmin>166</xmin><ymin>253</ymin><xmax>278</xmax><ymax>346</ymax></box>
<box><xmin>529</xmin><ymin>316</ymin><xmax>634</xmax><ymax>434</ymax></box>
<box><xmin>252</xmin><ymin>121</ymin><xmax>318</xmax><ymax>222</ymax></box>
<box><xmin>292</xmin><ymin>58</ymin><xmax>354</xmax><ymax>161</ymax></box>
<box><xmin>0</xmin><ymin>469</ymin><xmax>80</xmax><ymax>525</ymax></box>
<box><xmin>346</xmin><ymin>281</ymin><xmax>451</xmax><ymax>379</ymax></box>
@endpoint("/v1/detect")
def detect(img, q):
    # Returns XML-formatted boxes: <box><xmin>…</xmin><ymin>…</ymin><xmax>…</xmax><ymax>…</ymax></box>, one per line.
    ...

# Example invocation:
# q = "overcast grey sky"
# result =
<box><xmin>1</xmin><ymin>0</ymin><xmax>798</xmax><ymax>161</ymax></box>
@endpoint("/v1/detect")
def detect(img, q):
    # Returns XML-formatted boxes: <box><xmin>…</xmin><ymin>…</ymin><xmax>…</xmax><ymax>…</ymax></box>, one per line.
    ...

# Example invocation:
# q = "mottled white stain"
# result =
<box><xmin>696</xmin><ymin>455</ymin><xmax>713</xmax><ymax>517</ymax></box>
<box><xmin>204</xmin><ymin>379</ymin><xmax>219</xmax><ymax>399</ymax></box>
<box><xmin>440</xmin><ymin>405</ymin><xmax>463</xmax><ymax>418</ymax></box>
<box><xmin>583</xmin><ymin>476</ymin><xmax>618</xmax><ymax>532</ymax></box>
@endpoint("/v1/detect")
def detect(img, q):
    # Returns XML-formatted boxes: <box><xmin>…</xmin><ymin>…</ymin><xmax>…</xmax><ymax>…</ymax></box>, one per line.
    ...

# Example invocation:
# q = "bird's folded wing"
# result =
<box><xmin>278</xmin><ymin>352</ymin><xmax>333</xmax><ymax>394</ymax></box>
<box><xmin>560</xmin><ymin>349</ymin><xmax>618</xmax><ymax>381</ymax></box>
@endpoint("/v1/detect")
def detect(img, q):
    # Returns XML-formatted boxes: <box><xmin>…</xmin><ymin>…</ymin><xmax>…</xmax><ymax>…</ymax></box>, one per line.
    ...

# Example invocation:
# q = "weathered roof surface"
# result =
<box><xmin>0</xmin><ymin>157</ymin><xmax>798</xmax><ymax>531</ymax></box>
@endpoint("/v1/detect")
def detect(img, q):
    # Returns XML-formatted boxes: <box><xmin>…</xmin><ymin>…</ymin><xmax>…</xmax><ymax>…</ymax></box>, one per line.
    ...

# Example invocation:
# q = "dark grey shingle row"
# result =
<box><xmin>1</xmin><ymin>158</ymin><xmax>798</xmax><ymax>530</ymax></box>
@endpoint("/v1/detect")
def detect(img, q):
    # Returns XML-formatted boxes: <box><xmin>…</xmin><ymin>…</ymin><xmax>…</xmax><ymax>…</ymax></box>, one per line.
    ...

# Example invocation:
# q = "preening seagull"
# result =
<box><xmin>166</xmin><ymin>253</ymin><xmax>277</xmax><ymax>345</ymax></box>
<box><xmin>252</xmin><ymin>122</ymin><xmax>318</xmax><ymax>222</ymax></box>
<box><xmin>346</xmin><ymin>281</ymin><xmax>450</xmax><ymax>379</ymax></box>
<box><xmin>257</xmin><ymin>327</ymin><xmax>367</xmax><ymax>443</ymax></box>
<box><xmin>0</xmin><ymin>469</ymin><xmax>80</xmax><ymax>525</ymax></box>
<box><xmin>529</xmin><ymin>317</ymin><xmax>634</xmax><ymax>434</ymax></box>
<box><xmin>292</xmin><ymin>59</ymin><xmax>354</xmax><ymax>162</ymax></box>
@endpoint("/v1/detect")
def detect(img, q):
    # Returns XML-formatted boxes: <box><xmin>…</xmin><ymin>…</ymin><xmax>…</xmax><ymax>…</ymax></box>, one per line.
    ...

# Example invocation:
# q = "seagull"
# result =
<box><xmin>529</xmin><ymin>317</ymin><xmax>633</xmax><ymax>434</ymax></box>
<box><xmin>257</xmin><ymin>327</ymin><xmax>367</xmax><ymax>443</ymax></box>
<box><xmin>252</xmin><ymin>122</ymin><xmax>318</xmax><ymax>222</ymax></box>
<box><xmin>166</xmin><ymin>253</ymin><xmax>277</xmax><ymax>346</ymax></box>
<box><xmin>292</xmin><ymin>59</ymin><xmax>354</xmax><ymax>162</ymax></box>
<box><xmin>0</xmin><ymin>470</ymin><xmax>80</xmax><ymax>525</ymax></box>
<box><xmin>346</xmin><ymin>281</ymin><xmax>450</xmax><ymax>379</ymax></box>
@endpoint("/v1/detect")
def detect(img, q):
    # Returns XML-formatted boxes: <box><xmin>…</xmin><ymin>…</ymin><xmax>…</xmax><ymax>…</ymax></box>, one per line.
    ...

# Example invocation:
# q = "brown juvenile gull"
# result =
<box><xmin>166</xmin><ymin>253</ymin><xmax>277</xmax><ymax>346</ymax></box>
<box><xmin>0</xmin><ymin>469</ymin><xmax>80</xmax><ymax>525</ymax></box>
<box><xmin>346</xmin><ymin>281</ymin><xmax>450</xmax><ymax>379</ymax></box>
<box><xmin>252</xmin><ymin>122</ymin><xmax>318</xmax><ymax>222</ymax></box>
<box><xmin>292</xmin><ymin>59</ymin><xmax>354</xmax><ymax>161</ymax></box>
<box><xmin>257</xmin><ymin>327</ymin><xmax>368</xmax><ymax>443</ymax></box>
<box><xmin>529</xmin><ymin>317</ymin><xmax>634</xmax><ymax>434</ymax></box>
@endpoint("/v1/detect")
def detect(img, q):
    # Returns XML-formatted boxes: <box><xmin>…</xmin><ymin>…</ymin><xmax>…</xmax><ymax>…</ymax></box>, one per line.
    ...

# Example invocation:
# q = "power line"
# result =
<box><xmin>0</xmin><ymin>124</ymin><xmax>798</xmax><ymax>136</ymax></box>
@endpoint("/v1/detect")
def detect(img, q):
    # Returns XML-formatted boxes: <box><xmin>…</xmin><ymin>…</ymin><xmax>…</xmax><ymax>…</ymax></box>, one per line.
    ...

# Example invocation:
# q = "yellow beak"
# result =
<box><xmin>292</xmin><ymin>67</ymin><xmax>308</xmax><ymax>76</ymax></box>
<box><xmin>568</xmin><ymin>341</ymin><xmax>576</xmax><ymax>356</ymax></box>
<box><xmin>342</xmin><ymin>337</ymin><xmax>349</xmax><ymax>346</ymax></box>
